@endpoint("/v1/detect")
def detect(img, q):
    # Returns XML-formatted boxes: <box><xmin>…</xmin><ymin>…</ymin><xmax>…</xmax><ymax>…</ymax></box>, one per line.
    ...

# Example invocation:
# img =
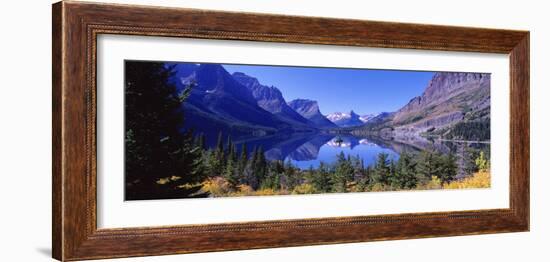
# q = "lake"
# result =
<box><xmin>201</xmin><ymin>131</ymin><xmax>489</xmax><ymax>171</ymax></box>
<box><xmin>282</xmin><ymin>135</ymin><xmax>399</xmax><ymax>169</ymax></box>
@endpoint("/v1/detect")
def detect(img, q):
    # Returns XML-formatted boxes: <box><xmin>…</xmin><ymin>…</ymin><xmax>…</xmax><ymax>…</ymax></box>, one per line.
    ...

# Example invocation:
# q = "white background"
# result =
<box><xmin>98</xmin><ymin>35</ymin><xmax>509</xmax><ymax>228</ymax></box>
<box><xmin>0</xmin><ymin>0</ymin><xmax>547</xmax><ymax>261</ymax></box>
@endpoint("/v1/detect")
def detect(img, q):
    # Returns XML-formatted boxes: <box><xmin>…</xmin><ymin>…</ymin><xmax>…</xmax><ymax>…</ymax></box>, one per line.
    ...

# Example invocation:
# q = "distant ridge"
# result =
<box><xmin>287</xmin><ymin>99</ymin><xmax>337</xmax><ymax>129</ymax></box>
<box><xmin>232</xmin><ymin>72</ymin><xmax>314</xmax><ymax>129</ymax></box>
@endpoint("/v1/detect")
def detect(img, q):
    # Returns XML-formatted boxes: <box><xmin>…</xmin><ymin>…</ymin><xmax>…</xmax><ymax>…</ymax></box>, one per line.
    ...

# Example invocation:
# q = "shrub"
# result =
<box><xmin>292</xmin><ymin>183</ymin><xmax>317</xmax><ymax>194</ymax></box>
<box><xmin>156</xmin><ymin>175</ymin><xmax>182</xmax><ymax>185</ymax></box>
<box><xmin>416</xmin><ymin>176</ymin><xmax>442</xmax><ymax>190</ymax></box>
<box><xmin>201</xmin><ymin>177</ymin><xmax>233</xmax><ymax>197</ymax></box>
<box><xmin>226</xmin><ymin>185</ymin><xmax>255</xmax><ymax>197</ymax></box>
<box><xmin>203</xmin><ymin>177</ymin><xmax>285</xmax><ymax>197</ymax></box>
<box><xmin>370</xmin><ymin>183</ymin><xmax>389</xmax><ymax>192</ymax></box>
<box><xmin>475</xmin><ymin>151</ymin><xmax>490</xmax><ymax>171</ymax></box>
<box><xmin>444</xmin><ymin>171</ymin><xmax>490</xmax><ymax>189</ymax></box>
<box><xmin>254</xmin><ymin>188</ymin><xmax>279</xmax><ymax>196</ymax></box>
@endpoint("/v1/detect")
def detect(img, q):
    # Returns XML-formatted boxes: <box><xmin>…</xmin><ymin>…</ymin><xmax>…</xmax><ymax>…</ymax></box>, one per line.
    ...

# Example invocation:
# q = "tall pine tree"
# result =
<box><xmin>416</xmin><ymin>150</ymin><xmax>441</xmax><ymax>185</ymax></box>
<box><xmin>332</xmin><ymin>152</ymin><xmax>354</xmax><ymax>192</ymax></box>
<box><xmin>210</xmin><ymin>131</ymin><xmax>225</xmax><ymax>176</ymax></box>
<box><xmin>311</xmin><ymin>162</ymin><xmax>332</xmax><ymax>193</ymax></box>
<box><xmin>125</xmin><ymin>61</ymin><xmax>206</xmax><ymax>200</ymax></box>
<box><xmin>392</xmin><ymin>151</ymin><xmax>417</xmax><ymax>189</ymax></box>
<box><xmin>372</xmin><ymin>153</ymin><xmax>390</xmax><ymax>185</ymax></box>
<box><xmin>440</xmin><ymin>153</ymin><xmax>458</xmax><ymax>183</ymax></box>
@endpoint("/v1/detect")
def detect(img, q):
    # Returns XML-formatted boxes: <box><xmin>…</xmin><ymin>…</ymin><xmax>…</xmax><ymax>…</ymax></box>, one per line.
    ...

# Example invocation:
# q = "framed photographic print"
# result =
<box><xmin>52</xmin><ymin>1</ymin><xmax>529</xmax><ymax>261</ymax></box>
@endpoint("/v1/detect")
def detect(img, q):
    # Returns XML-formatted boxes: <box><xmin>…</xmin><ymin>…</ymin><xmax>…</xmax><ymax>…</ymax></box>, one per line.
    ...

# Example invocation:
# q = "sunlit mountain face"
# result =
<box><xmin>165</xmin><ymin>61</ymin><xmax>490</xmax><ymax>172</ymax></box>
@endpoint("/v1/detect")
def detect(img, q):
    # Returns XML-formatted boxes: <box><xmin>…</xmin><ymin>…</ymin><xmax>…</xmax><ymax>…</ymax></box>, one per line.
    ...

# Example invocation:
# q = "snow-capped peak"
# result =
<box><xmin>326</xmin><ymin>112</ymin><xmax>351</xmax><ymax>122</ymax></box>
<box><xmin>359</xmin><ymin>114</ymin><xmax>377</xmax><ymax>123</ymax></box>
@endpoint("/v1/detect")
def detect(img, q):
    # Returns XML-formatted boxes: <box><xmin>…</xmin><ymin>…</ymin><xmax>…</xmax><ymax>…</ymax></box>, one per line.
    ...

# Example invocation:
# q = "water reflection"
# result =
<box><xmin>200</xmin><ymin>131</ymin><xmax>489</xmax><ymax>170</ymax></box>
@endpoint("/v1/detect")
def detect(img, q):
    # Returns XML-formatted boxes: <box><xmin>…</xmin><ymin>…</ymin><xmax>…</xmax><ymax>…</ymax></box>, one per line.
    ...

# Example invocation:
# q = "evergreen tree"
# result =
<box><xmin>245</xmin><ymin>146</ymin><xmax>260</xmax><ymax>189</ymax></box>
<box><xmin>223</xmin><ymin>157</ymin><xmax>238</xmax><ymax>189</ymax></box>
<box><xmin>392</xmin><ymin>152</ymin><xmax>417</xmax><ymax>189</ymax></box>
<box><xmin>226</xmin><ymin>135</ymin><xmax>234</xmax><ymax>157</ymax></box>
<box><xmin>242</xmin><ymin>165</ymin><xmax>256</xmax><ymax>190</ymax></box>
<box><xmin>193</xmin><ymin>133</ymin><xmax>209</xmax><ymax>178</ymax></box>
<box><xmin>445</xmin><ymin>120</ymin><xmax>490</xmax><ymax>141</ymax></box>
<box><xmin>237</xmin><ymin>143</ymin><xmax>248</xmax><ymax>183</ymax></box>
<box><xmin>261</xmin><ymin>172</ymin><xmax>281</xmax><ymax>190</ymax></box>
<box><xmin>124</xmin><ymin>61</ymin><xmax>206</xmax><ymax>200</ymax></box>
<box><xmin>332</xmin><ymin>152</ymin><xmax>354</xmax><ymax>192</ymax></box>
<box><xmin>227</xmin><ymin>139</ymin><xmax>237</xmax><ymax>163</ymax></box>
<box><xmin>372</xmin><ymin>153</ymin><xmax>391</xmax><ymax>185</ymax></box>
<box><xmin>388</xmin><ymin>158</ymin><xmax>396</xmax><ymax>185</ymax></box>
<box><xmin>416</xmin><ymin>150</ymin><xmax>441</xmax><ymax>185</ymax></box>
<box><xmin>348</xmin><ymin>155</ymin><xmax>362</xmax><ymax>181</ymax></box>
<box><xmin>356</xmin><ymin>166</ymin><xmax>372</xmax><ymax>192</ymax></box>
<box><xmin>440</xmin><ymin>153</ymin><xmax>458</xmax><ymax>183</ymax></box>
<box><xmin>261</xmin><ymin>160</ymin><xmax>285</xmax><ymax>190</ymax></box>
<box><xmin>204</xmin><ymin>149</ymin><xmax>216</xmax><ymax>178</ymax></box>
<box><xmin>223</xmin><ymin>139</ymin><xmax>239</xmax><ymax>188</ymax></box>
<box><xmin>283</xmin><ymin>159</ymin><xmax>300</xmax><ymax>191</ymax></box>
<box><xmin>311</xmin><ymin>162</ymin><xmax>333</xmax><ymax>193</ymax></box>
<box><xmin>260</xmin><ymin>162</ymin><xmax>278</xmax><ymax>191</ymax></box>
<box><xmin>464</xmin><ymin>147</ymin><xmax>480</xmax><ymax>175</ymax></box>
<box><xmin>216</xmin><ymin>131</ymin><xmax>224</xmax><ymax>153</ymax></box>
<box><xmin>255</xmin><ymin>146</ymin><xmax>268</xmax><ymax>189</ymax></box>
<box><xmin>210</xmin><ymin>131</ymin><xmax>225</xmax><ymax>176</ymax></box>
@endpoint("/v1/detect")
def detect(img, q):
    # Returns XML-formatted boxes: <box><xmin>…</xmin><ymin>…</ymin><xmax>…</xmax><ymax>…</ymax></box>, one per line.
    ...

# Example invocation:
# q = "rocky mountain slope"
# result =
<box><xmin>353</xmin><ymin>72</ymin><xmax>490</xmax><ymax>140</ymax></box>
<box><xmin>231</xmin><ymin>72</ymin><xmax>313</xmax><ymax>128</ymax></box>
<box><xmin>392</xmin><ymin>72</ymin><xmax>490</xmax><ymax>134</ymax></box>
<box><xmin>287</xmin><ymin>99</ymin><xmax>337</xmax><ymax>129</ymax></box>
<box><xmin>170</xmin><ymin>63</ymin><xmax>489</xmax><ymax>142</ymax></box>
<box><xmin>173</xmin><ymin>64</ymin><xmax>296</xmax><ymax>137</ymax></box>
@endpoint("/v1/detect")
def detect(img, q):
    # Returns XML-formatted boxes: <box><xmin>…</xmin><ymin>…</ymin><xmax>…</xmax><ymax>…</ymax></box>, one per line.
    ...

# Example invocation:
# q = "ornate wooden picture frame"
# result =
<box><xmin>52</xmin><ymin>1</ymin><xmax>529</xmax><ymax>261</ymax></box>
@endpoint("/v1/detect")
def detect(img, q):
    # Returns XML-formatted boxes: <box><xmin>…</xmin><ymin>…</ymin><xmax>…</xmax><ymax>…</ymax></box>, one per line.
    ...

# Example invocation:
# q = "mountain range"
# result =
<box><xmin>326</xmin><ymin>111</ymin><xmax>375</xmax><ymax>127</ymax></box>
<box><xmin>172</xmin><ymin>64</ymin><xmax>293</xmax><ymax>137</ymax></box>
<box><xmin>353</xmin><ymin>72</ymin><xmax>490</xmax><ymax>139</ymax></box>
<box><xmin>169</xmin><ymin>63</ymin><xmax>489</xmax><ymax>141</ymax></box>
<box><xmin>287</xmin><ymin>99</ymin><xmax>337</xmax><ymax>129</ymax></box>
<box><xmin>231</xmin><ymin>72</ymin><xmax>313</xmax><ymax>128</ymax></box>
<box><xmin>170</xmin><ymin>63</ymin><xmax>335</xmax><ymax>137</ymax></box>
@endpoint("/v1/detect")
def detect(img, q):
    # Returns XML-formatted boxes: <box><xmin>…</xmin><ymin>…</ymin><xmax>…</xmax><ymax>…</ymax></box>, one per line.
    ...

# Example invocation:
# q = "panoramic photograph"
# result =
<box><xmin>124</xmin><ymin>60</ymin><xmax>491</xmax><ymax>201</ymax></box>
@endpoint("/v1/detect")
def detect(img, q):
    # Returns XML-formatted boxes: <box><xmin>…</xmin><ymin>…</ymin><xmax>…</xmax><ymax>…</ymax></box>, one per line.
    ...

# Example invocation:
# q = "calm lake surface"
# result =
<box><xmin>202</xmin><ymin>132</ymin><xmax>489</xmax><ymax>170</ymax></box>
<box><xmin>283</xmin><ymin>135</ymin><xmax>399</xmax><ymax>169</ymax></box>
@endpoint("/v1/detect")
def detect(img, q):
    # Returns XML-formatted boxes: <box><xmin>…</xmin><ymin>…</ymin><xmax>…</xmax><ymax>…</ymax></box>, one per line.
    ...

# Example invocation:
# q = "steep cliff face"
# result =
<box><xmin>173</xmin><ymin>64</ymin><xmax>293</xmax><ymax>135</ymax></box>
<box><xmin>287</xmin><ymin>99</ymin><xmax>337</xmax><ymax>129</ymax></box>
<box><xmin>232</xmin><ymin>72</ymin><xmax>313</xmax><ymax>128</ymax></box>
<box><xmin>392</xmin><ymin>72</ymin><xmax>490</xmax><ymax>131</ymax></box>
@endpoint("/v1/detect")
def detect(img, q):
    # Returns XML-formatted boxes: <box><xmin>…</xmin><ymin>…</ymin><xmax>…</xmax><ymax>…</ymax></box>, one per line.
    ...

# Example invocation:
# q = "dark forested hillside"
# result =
<box><xmin>125</xmin><ymin>61</ymin><xmax>207</xmax><ymax>200</ymax></box>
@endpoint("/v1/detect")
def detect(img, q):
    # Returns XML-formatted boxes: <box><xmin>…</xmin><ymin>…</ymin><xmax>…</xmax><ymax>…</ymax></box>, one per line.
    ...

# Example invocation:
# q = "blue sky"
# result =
<box><xmin>223</xmin><ymin>64</ymin><xmax>434</xmax><ymax>115</ymax></box>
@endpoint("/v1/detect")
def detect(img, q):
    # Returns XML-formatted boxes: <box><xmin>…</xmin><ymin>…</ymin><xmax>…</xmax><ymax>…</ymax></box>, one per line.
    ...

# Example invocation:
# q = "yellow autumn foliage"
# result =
<box><xmin>415</xmin><ymin>176</ymin><xmax>443</xmax><ymax>190</ymax></box>
<box><xmin>370</xmin><ymin>183</ymin><xmax>389</xmax><ymax>192</ymax></box>
<box><xmin>199</xmin><ymin>171</ymin><xmax>490</xmax><ymax>198</ymax></box>
<box><xmin>254</xmin><ymin>188</ymin><xmax>280</xmax><ymax>196</ymax></box>
<box><xmin>444</xmin><ymin>171</ymin><xmax>490</xmax><ymax>189</ymax></box>
<box><xmin>201</xmin><ymin>177</ymin><xmax>284</xmax><ymax>197</ymax></box>
<box><xmin>291</xmin><ymin>183</ymin><xmax>317</xmax><ymax>194</ymax></box>
<box><xmin>156</xmin><ymin>175</ymin><xmax>182</xmax><ymax>185</ymax></box>
<box><xmin>201</xmin><ymin>177</ymin><xmax>233</xmax><ymax>196</ymax></box>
